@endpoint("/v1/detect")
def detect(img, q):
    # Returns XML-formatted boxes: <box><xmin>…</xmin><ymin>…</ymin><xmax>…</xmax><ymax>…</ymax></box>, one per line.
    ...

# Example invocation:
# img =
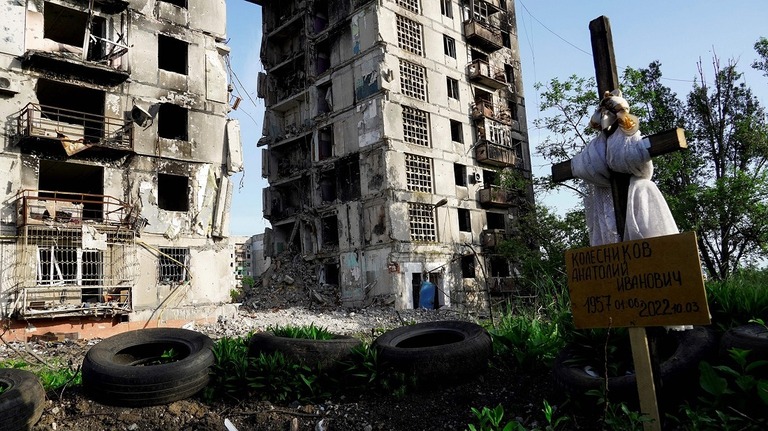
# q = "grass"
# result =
<box><xmin>706</xmin><ymin>268</ymin><xmax>768</xmax><ymax>330</ymax></box>
<box><xmin>268</xmin><ymin>323</ymin><xmax>335</xmax><ymax>340</ymax></box>
<box><xmin>0</xmin><ymin>358</ymin><xmax>81</xmax><ymax>391</ymax></box>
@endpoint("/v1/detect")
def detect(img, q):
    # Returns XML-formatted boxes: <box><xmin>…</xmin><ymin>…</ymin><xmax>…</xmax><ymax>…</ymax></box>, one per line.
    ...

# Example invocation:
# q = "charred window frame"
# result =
<box><xmin>158</xmin><ymin>103</ymin><xmax>188</xmax><ymax>141</ymax></box>
<box><xmin>321</xmin><ymin>214</ymin><xmax>339</xmax><ymax>248</ymax></box>
<box><xmin>158</xmin><ymin>35</ymin><xmax>188</xmax><ymax>75</ymax></box>
<box><xmin>157</xmin><ymin>173</ymin><xmax>189</xmax><ymax>211</ymax></box>
<box><xmin>158</xmin><ymin>247</ymin><xmax>189</xmax><ymax>284</ymax></box>
<box><xmin>458</xmin><ymin>208</ymin><xmax>471</xmax><ymax>232</ymax></box>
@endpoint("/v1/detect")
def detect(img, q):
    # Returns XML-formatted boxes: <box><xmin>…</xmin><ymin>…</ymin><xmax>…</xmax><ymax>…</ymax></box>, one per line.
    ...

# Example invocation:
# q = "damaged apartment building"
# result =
<box><xmin>0</xmin><ymin>0</ymin><xmax>242</xmax><ymax>338</ymax></box>
<box><xmin>251</xmin><ymin>0</ymin><xmax>533</xmax><ymax>310</ymax></box>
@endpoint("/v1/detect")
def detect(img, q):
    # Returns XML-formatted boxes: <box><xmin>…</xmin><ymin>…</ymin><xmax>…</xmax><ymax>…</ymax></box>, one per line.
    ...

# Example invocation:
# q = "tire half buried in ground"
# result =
<box><xmin>0</xmin><ymin>368</ymin><xmax>45</xmax><ymax>431</ymax></box>
<box><xmin>248</xmin><ymin>332</ymin><xmax>362</xmax><ymax>372</ymax></box>
<box><xmin>372</xmin><ymin>320</ymin><xmax>492</xmax><ymax>385</ymax></box>
<box><xmin>82</xmin><ymin>328</ymin><xmax>214</xmax><ymax>407</ymax></box>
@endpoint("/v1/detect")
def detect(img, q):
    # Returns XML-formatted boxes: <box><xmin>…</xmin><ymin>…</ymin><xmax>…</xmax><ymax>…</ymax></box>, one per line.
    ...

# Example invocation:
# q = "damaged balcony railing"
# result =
<box><xmin>467</xmin><ymin>59</ymin><xmax>507</xmax><ymax>90</ymax></box>
<box><xmin>15</xmin><ymin>103</ymin><xmax>133</xmax><ymax>155</ymax></box>
<box><xmin>15</xmin><ymin>189</ymin><xmax>144</xmax><ymax>232</ymax></box>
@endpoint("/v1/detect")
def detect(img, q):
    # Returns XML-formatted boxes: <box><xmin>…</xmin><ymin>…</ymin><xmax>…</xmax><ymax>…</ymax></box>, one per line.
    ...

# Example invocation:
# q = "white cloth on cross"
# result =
<box><xmin>572</xmin><ymin>130</ymin><xmax>678</xmax><ymax>246</ymax></box>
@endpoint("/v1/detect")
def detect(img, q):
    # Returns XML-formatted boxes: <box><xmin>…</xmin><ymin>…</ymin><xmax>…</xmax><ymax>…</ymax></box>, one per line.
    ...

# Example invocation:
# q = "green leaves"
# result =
<box><xmin>268</xmin><ymin>323</ymin><xmax>335</xmax><ymax>340</ymax></box>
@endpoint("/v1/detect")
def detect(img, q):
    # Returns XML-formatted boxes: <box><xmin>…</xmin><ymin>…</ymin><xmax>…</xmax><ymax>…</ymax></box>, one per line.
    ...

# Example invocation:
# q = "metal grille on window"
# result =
<box><xmin>405</xmin><ymin>154</ymin><xmax>433</xmax><ymax>193</ymax></box>
<box><xmin>408</xmin><ymin>203</ymin><xmax>437</xmax><ymax>242</ymax></box>
<box><xmin>400</xmin><ymin>60</ymin><xmax>427</xmax><ymax>101</ymax></box>
<box><xmin>402</xmin><ymin>106</ymin><xmax>429</xmax><ymax>147</ymax></box>
<box><xmin>394</xmin><ymin>0</ymin><xmax>420</xmax><ymax>14</ymax></box>
<box><xmin>158</xmin><ymin>247</ymin><xmax>189</xmax><ymax>283</ymax></box>
<box><xmin>396</xmin><ymin>15</ymin><xmax>423</xmax><ymax>56</ymax></box>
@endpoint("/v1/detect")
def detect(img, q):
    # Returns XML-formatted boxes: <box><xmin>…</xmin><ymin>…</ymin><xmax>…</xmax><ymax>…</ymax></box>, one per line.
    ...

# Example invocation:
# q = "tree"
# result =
<box><xmin>683</xmin><ymin>56</ymin><xmax>768</xmax><ymax>278</ymax></box>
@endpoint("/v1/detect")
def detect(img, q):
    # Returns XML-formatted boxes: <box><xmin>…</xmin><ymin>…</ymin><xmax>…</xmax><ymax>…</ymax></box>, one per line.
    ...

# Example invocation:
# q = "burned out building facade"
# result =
<box><xmin>0</xmin><ymin>0</ymin><xmax>242</xmax><ymax>337</ymax></box>
<box><xmin>252</xmin><ymin>0</ymin><xmax>532</xmax><ymax>310</ymax></box>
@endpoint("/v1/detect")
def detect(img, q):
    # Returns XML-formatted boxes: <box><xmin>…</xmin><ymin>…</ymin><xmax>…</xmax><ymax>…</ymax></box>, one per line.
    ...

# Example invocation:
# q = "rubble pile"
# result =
<box><xmin>239</xmin><ymin>251</ymin><xmax>340</xmax><ymax>310</ymax></box>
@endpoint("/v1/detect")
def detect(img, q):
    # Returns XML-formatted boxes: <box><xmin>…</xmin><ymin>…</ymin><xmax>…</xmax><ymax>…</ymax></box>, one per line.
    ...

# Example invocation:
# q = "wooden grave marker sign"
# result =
<box><xmin>552</xmin><ymin>16</ymin><xmax>710</xmax><ymax>431</ymax></box>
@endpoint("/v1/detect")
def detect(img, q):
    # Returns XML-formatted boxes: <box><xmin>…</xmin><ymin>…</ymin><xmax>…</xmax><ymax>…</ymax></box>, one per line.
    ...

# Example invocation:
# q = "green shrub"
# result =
<box><xmin>490</xmin><ymin>313</ymin><xmax>566</xmax><ymax>369</ymax></box>
<box><xmin>707</xmin><ymin>268</ymin><xmax>768</xmax><ymax>329</ymax></box>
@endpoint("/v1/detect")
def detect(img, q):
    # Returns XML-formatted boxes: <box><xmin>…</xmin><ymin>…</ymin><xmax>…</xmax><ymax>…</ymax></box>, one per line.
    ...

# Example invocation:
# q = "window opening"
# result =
<box><xmin>318</xmin><ymin>126</ymin><xmax>334</xmax><ymax>160</ymax></box>
<box><xmin>158</xmin><ymin>103</ymin><xmax>188</xmax><ymax>140</ymax></box>
<box><xmin>158</xmin><ymin>173</ymin><xmax>189</xmax><ymax>211</ymax></box>
<box><xmin>158</xmin><ymin>35</ymin><xmax>188</xmax><ymax>75</ymax></box>
<box><xmin>505</xmin><ymin>64</ymin><xmax>515</xmax><ymax>88</ymax></box>
<box><xmin>400</xmin><ymin>60</ymin><xmax>427</xmax><ymax>101</ymax></box>
<box><xmin>490</xmin><ymin>256</ymin><xmax>511</xmax><ymax>277</ymax></box>
<box><xmin>319</xmin><ymin>171</ymin><xmax>337</xmax><ymax>203</ymax></box>
<box><xmin>454</xmin><ymin>164</ymin><xmax>467</xmax><ymax>187</ymax></box>
<box><xmin>483</xmin><ymin>170</ymin><xmax>498</xmax><ymax>185</ymax></box>
<box><xmin>336</xmin><ymin>156</ymin><xmax>361</xmax><ymax>202</ymax></box>
<box><xmin>471</xmin><ymin>49</ymin><xmax>488</xmax><ymax>62</ymax></box>
<box><xmin>321</xmin><ymin>214</ymin><xmax>339</xmax><ymax>247</ymax></box>
<box><xmin>402</xmin><ymin>106</ymin><xmax>429</xmax><ymax>147</ymax></box>
<box><xmin>450</xmin><ymin>120</ymin><xmax>463</xmax><ymax>142</ymax></box>
<box><xmin>158</xmin><ymin>247</ymin><xmax>189</xmax><ymax>283</ymax></box>
<box><xmin>472</xmin><ymin>1</ymin><xmax>490</xmax><ymax>22</ymax></box>
<box><xmin>441</xmin><ymin>0</ymin><xmax>453</xmax><ymax>18</ymax></box>
<box><xmin>411</xmin><ymin>272</ymin><xmax>439</xmax><ymax>309</ymax></box>
<box><xmin>443</xmin><ymin>35</ymin><xmax>456</xmax><ymax>58</ymax></box>
<box><xmin>408</xmin><ymin>203</ymin><xmax>437</xmax><ymax>242</ymax></box>
<box><xmin>43</xmin><ymin>2</ymin><xmax>88</xmax><ymax>48</ymax></box>
<box><xmin>38</xmin><ymin>160</ymin><xmax>104</xmax><ymax>221</ymax></box>
<box><xmin>317</xmin><ymin>83</ymin><xmax>333</xmax><ymax>114</ymax></box>
<box><xmin>394</xmin><ymin>0</ymin><xmax>420</xmax><ymax>14</ymax></box>
<box><xmin>501</xmin><ymin>30</ymin><xmax>511</xmax><ymax>49</ymax></box>
<box><xmin>458</xmin><ymin>208</ymin><xmax>471</xmax><ymax>232</ymax></box>
<box><xmin>405</xmin><ymin>154</ymin><xmax>433</xmax><ymax>193</ymax></box>
<box><xmin>158</xmin><ymin>0</ymin><xmax>188</xmax><ymax>8</ymax></box>
<box><xmin>487</xmin><ymin>212</ymin><xmax>506</xmax><ymax>229</ymax></box>
<box><xmin>36</xmin><ymin>79</ymin><xmax>106</xmax><ymax>144</ymax></box>
<box><xmin>315</xmin><ymin>40</ymin><xmax>332</xmax><ymax>75</ymax></box>
<box><xmin>461</xmin><ymin>254</ymin><xmax>476</xmax><ymax>278</ymax></box>
<box><xmin>446</xmin><ymin>77</ymin><xmax>460</xmax><ymax>100</ymax></box>
<box><xmin>396</xmin><ymin>15</ymin><xmax>423</xmax><ymax>56</ymax></box>
<box><xmin>322</xmin><ymin>262</ymin><xmax>340</xmax><ymax>285</ymax></box>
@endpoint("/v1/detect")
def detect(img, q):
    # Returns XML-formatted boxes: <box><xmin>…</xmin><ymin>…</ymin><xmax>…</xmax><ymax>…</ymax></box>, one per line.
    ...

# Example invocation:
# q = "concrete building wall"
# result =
<box><xmin>0</xmin><ymin>0</ymin><xmax>241</xmax><ymax>339</ymax></box>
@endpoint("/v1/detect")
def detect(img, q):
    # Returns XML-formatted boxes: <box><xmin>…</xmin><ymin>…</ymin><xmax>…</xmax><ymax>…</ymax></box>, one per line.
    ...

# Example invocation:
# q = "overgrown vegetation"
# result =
<box><xmin>0</xmin><ymin>358</ymin><xmax>81</xmax><ymax>392</ymax></box>
<box><xmin>268</xmin><ymin>323</ymin><xmax>335</xmax><ymax>340</ymax></box>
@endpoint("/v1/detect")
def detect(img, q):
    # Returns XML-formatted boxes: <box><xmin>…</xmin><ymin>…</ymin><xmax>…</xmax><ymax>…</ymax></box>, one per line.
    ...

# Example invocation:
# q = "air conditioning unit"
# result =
<box><xmin>473</xmin><ymin>172</ymin><xmax>483</xmax><ymax>183</ymax></box>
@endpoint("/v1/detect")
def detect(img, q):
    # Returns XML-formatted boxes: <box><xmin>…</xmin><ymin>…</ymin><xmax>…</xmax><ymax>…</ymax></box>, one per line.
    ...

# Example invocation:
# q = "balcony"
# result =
<box><xmin>14</xmin><ymin>190</ymin><xmax>143</xmax><ymax>231</ymax></box>
<box><xmin>479</xmin><ymin>185</ymin><xmax>516</xmax><ymax>208</ymax></box>
<box><xmin>15</xmin><ymin>103</ymin><xmax>133</xmax><ymax>157</ymax></box>
<box><xmin>481</xmin><ymin>229</ymin><xmax>508</xmax><ymax>249</ymax></box>
<box><xmin>467</xmin><ymin>59</ymin><xmax>507</xmax><ymax>90</ymax></box>
<box><xmin>472</xmin><ymin>100</ymin><xmax>513</xmax><ymax>125</ymax></box>
<box><xmin>463</xmin><ymin>20</ymin><xmax>503</xmax><ymax>52</ymax></box>
<box><xmin>475</xmin><ymin>141</ymin><xmax>516</xmax><ymax>168</ymax></box>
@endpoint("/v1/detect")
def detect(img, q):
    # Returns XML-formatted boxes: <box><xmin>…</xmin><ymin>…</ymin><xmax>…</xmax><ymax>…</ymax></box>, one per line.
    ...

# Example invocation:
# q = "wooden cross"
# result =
<box><xmin>551</xmin><ymin>16</ymin><xmax>689</xmax><ymax>431</ymax></box>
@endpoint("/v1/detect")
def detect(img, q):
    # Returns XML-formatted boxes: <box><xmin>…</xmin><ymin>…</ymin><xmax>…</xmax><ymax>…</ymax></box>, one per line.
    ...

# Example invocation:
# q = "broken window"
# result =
<box><xmin>400</xmin><ymin>60</ymin><xmax>427</xmax><ymax>101</ymax></box>
<box><xmin>490</xmin><ymin>256</ymin><xmax>511</xmax><ymax>277</ymax></box>
<box><xmin>405</xmin><ymin>154</ymin><xmax>433</xmax><ymax>193</ymax></box>
<box><xmin>454</xmin><ymin>163</ymin><xmax>467</xmax><ymax>187</ymax></box>
<box><xmin>38</xmin><ymin>160</ymin><xmax>104</xmax><ymax>221</ymax></box>
<box><xmin>505</xmin><ymin>64</ymin><xmax>516</xmax><ymax>89</ymax></box>
<box><xmin>487</xmin><ymin>212</ymin><xmax>506</xmax><ymax>229</ymax></box>
<box><xmin>322</xmin><ymin>262</ymin><xmax>340</xmax><ymax>285</ymax></box>
<box><xmin>396</xmin><ymin>15</ymin><xmax>423</xmax><ymax>56</ymax></box>
<box><xmin>158</xmin><ymin>103</ymin><xmax>188</xmax><ymax>141</ymax></box>
<box><xmin>450</xmin><ymin>120</ymin><xmax>463</xmax><ymax>143</ymax></box>
<box><xmin>157</xmin><ymin>173</ymin><xmax>189</xmax><ymax>211</ymax></box>
<box><xmin>159</xmin><ymin>0</ymin><xmax>187</xmax><ymax>8</ymax></box>
<box><xmin>158</xmin><ymin>247</ymin><xmax>189</xmax><ymax>283</ymax></box>
<box><xmin>321</xmin><ymin>214</ymin><xmax>339</xmax><ymax>248</ymax></box>
<box><xmin>44</xmin><ymin>3</ymin><xmax>89</xmax><ymax>48</ymax></box>
<box><xmin>317</xmin><ymin>83</ymin><xmax>333</xmax><ymax>114</ymax></box>
<box><xmin>36</xmin><ymin>247</ymin><xmax>103</xmax><ymax>286</ymax></box>
<box><xmin>446</xmin><ymin>77</ymin><xmax>459</xmax><ymax>100</ymax></box>
<box><xmin>337</xmin><ymin>156</ymin><xmax>361</xmax><ymax>202</ymax></box>
<box><xmin>402</xmin><ymin>106</ymin><xmax>429</xmax><ymax>147</ymax></box>
<box><xmin>158</xmin><ymin>34</ymin><xmax>188</xmax><ymax>75</ymax></box>
<box><xmin>461</xmin><ymin>255</ymin><xmax>476</xmax><ymax>278</ymax></box>
<box><xmin>458</xmin><ymin>208</ymin><xmax>471</xmax><ymax>232</ymax></box>
<box><xmin>472</xmin><ymin>1</ymin><xmax>491</xmax><ymax>22</ymax></box>
<box><xmin>315</xmin><ymin>39</ymin><xmax>332</xmax><ymax>75</ymax></box>
<box><xmin>312</xmin><ymin>0</ymin><xmax>329</xmax><ymax>33</ymax></box>
<box><xmin>36</xmin><ymin>79</ymin><xmax>106</xmax><ymax>145</ymax></box>
<box><xmin>441</xmin><ymin>0</ymin><xmax>453</xmax><ymax>18</ymax></box>
<box><xmin>395</xmin><ymin>0</ymin><xmax>420</xmax><ymax>14</ymax></box>
<box><xmin>408</xmin><ymin>203</ymin><xmax>437</xmax><ymax>242</ymax></box>
<box><xmin>317</xmin><ymin>126</ymin><xmax>334</xmax><ymax>160</ymax></box>
<box><xmin>319</xmin><ymin>171</ymin><xmax>337</xmax><ymax>203</ymax></box>
<box><xmin>443</xmin><ymin>35</ymin><xmax>456</xmax><ymax>58</ymax></box>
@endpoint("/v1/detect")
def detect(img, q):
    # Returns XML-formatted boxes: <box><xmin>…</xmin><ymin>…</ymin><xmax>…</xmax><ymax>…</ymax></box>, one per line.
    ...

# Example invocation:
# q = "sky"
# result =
<box><xmin>224</xmin><ymin>0</ymin><xmax>768</xmax><ymax>236</ymax></box>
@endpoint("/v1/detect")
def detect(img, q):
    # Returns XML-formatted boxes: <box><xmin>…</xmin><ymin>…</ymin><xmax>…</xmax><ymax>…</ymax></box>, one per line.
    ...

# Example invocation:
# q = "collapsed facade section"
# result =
<box><xmin>251</xmin><ymin>0</ymin><xmax>534</xmax><ymax>311</ymax></box>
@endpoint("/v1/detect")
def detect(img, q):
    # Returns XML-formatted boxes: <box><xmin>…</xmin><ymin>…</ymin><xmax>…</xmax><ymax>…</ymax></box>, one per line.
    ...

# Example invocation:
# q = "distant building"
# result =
<box><xmin>247</xmin><ymin>0</ymin><xmax>533</xmax><ymax>310</ymax></box>
<box><xmin>0</xmin><ymin>0</ymin><xmax>242</xmax><ymax>339</ymax></box>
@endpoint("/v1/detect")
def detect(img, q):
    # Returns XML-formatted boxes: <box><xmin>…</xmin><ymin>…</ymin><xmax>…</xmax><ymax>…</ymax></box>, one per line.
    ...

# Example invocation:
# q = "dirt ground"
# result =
<box><xmin>2</xmin><ymin>306</ymin><xmax>564</xmax><ymax>431</ymax></box>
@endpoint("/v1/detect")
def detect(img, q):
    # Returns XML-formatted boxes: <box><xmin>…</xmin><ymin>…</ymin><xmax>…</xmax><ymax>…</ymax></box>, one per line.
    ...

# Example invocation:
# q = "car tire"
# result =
<box><xmin>248</xmin><ymin>332</ymin><xmax>362</xmax><ymax>371</ymax></box>
<box><xmin>371</xmin><ymin>320</ymin><xmax>492</xmax><ymax>385</ymax></box>
<box><xmin>720</xmin><ymin>323</ymin><xmax>768</xmax><ymax>368</ymax></box>
<box><xmin>82</xmin><ymin>328</ymin><xmax>214</xmax><ymax>407</ymax></box>
<box><xmin>552</xmin><ymin>326</ymin><xmax>717</xmax><ymax>403</ymax></box>
<box><xmin>0</xmin><ymin>368</ymin><xmax>45</xmax><ymax>431</ymax></box>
